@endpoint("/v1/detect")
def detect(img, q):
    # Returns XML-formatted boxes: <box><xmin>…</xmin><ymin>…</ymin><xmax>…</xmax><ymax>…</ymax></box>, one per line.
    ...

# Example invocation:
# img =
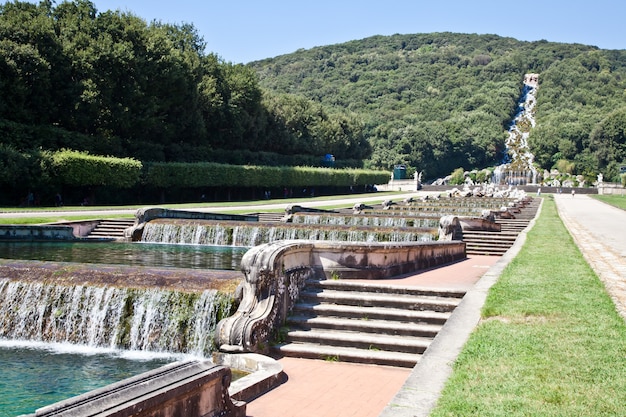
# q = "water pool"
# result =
<box><xmin>0</xmin><ymin>341</ymin><xmax>185</xmax><ymax>416</ymax></box>
<box><xmin>0</xmin><ymin>241</ymin><xmax>248</xmax><ymax>270</ymax></box>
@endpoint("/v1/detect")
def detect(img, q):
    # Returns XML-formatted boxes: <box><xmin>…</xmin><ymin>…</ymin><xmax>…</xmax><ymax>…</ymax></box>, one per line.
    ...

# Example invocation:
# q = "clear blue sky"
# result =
<box><xmin>15</xmin><ymin>0</ymin><xmax>626</xmax><ymax>63</ymax></box>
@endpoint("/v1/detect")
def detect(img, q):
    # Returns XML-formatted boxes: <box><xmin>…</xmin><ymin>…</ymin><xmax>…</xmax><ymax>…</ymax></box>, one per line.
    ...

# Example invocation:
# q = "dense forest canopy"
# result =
<box><xmin>2</xmin><ymin>0</ymin><xmax>626</xmax><ymax>191</ymax></box>
<box><xmin>0</xmin><ymin>0</ymin><xmax>368</xmax><ymax>167</ymax></box>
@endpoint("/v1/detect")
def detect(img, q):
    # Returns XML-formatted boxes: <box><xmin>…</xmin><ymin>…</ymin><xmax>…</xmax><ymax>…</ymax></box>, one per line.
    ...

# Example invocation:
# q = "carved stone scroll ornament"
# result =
<box><xmin>214</xmin><ymin>241</ymin><xmax>315</xmax><ymax>353</ymax></box>
<box><xmin>438</xmin><ymin>215</ymin><xmax>462</xmax><ymax>241</ymax></box>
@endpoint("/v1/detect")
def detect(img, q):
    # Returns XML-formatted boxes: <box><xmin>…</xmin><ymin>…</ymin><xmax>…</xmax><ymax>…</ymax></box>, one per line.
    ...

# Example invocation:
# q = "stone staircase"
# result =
<box><xmin>86</xmin><ymin>219</ymin><xmax>135</xmax><ymax>240</ymax></box>
<box><xmin>272</xmin><ymin>279</ymin><xmax>465</xmax><ymax>368</ymax></box>
<box><xmin>463</xmin><ymin>198</ymin><xmax>541</xmax><ymax>256</ymax></box>
<box><xmin>254</xmin><ymin>212</ymin><xmax>285</xmax><ymax>223</ymax></box>
<box><xmin>462</xmin><ymin>230</ymin><xmax>519</xmax><ymax>256</ymax></box>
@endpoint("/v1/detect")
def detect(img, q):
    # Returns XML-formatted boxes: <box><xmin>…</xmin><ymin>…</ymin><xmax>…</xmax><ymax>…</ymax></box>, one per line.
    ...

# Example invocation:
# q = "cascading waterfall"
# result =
<box><xmin>290</xmin><ymin>214</ymin><xmax>441</xmax><ymax>228</ymax></box>
<box><xmin>140</xmin><ymin>221</ymin><xmax>437</xmax><ymax>245</ymax></box>
<box><xmin>493</xmin><ymin>73</ymin><xmax>539</xmax><ymax>185</ymax></box>
<box><xmin>0</xmin><ymin>279</ymin><xmax>231</xmax><ymax>357</ymax></box>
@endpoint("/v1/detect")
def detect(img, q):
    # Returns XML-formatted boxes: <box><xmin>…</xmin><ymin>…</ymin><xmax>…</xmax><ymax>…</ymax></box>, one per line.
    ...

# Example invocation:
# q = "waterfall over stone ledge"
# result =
<box><xmin>0</xmin><ymin>279</ymin><xmax>232</xmax><ymax>357</ymax></box>
<box><xmin>139</xmin><ymin>220</ymin><xmax>437</xmax><ymax>246</ymax></box>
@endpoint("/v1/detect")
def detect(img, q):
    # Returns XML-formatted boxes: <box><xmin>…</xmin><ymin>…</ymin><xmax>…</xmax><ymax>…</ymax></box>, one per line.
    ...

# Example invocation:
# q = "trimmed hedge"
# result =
<box><xmin>3</xmin><ymin>150</ymin><xmax>389</xmax><ymax>204</ymax></box>
<box><xmin>47</xmin><ymin>150</ymin><xmax>143</xmax><ymax>188</ymax></box>
<box><xmin>144</xmin><ymin>162</ymin><xmax>389</xmax><ymax>188</ymax></box>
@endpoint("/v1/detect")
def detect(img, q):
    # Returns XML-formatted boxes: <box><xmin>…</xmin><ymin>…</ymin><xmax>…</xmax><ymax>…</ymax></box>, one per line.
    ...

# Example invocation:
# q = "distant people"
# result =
<box><xmin>55</xmin><ymin>193</ymin><xmax>63</xmax><ymax>207</ymax></box>
<box><xmin>26</xmin><ymin>191</ymin><xmax>34</xmax><ymax>206</ymax></box>
<box><xmin>537</xmin><ymin>187</ymin><xmax>541</xmax><ymax>196</ymax></box>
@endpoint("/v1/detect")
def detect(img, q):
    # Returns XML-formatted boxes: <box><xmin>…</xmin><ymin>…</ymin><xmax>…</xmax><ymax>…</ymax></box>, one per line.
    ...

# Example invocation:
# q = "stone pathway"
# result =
<box><xmin>553</xmin><ymin>194</ymin><xmax>626</xmax><ymax>320</ymax></box>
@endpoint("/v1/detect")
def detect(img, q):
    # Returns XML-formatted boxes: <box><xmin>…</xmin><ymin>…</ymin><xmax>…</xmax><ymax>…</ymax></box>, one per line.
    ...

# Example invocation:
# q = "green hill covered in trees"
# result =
<box><xmin>2</xmin><ymin>0</ymin><xmax>626</xmax><ymax>205</ymax></box>
<box><xmin>251</xmin><ymin>33</ymin><xmax>626</xmax><ymax>182</ymax></box>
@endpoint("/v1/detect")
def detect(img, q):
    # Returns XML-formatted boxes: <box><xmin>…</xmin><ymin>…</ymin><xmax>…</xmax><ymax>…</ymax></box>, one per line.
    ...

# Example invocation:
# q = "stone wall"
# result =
<box><xmin>598</xmin><ymin>182</ymin><xmax>626</xmax><ymax>195</ymax></box>
<box><xmin>0</xmin><ymin>225</ymin><xmax>76</xmax><ymax>240</ymax></box>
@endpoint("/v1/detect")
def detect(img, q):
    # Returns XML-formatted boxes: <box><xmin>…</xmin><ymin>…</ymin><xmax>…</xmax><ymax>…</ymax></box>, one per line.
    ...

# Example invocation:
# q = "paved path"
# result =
<box><xmin>554</xmin><ymin>194</ymin><xmax>626</xmax><ymax>319</ymax></box>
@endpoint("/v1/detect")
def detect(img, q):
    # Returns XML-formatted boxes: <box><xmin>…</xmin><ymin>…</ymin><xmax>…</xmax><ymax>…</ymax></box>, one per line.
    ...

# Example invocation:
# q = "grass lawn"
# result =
<box><xmin>431</xmin><ymin>197</ymin><xmax>626</xmax><ymax>417</ymax></box>
<box><xmin>0</xmin><ymin>191</ymin><xmax>406</xmax><ymax>225</ymax></box>
<box><xmin>592</xmin><ymin>194</ymin><xmax>626</xmax><ymax>211</ymax></box>
<box><xmin>0</xmin><ymin>191</ymin><xmax>407</xmax><ymax>224</ymax></box>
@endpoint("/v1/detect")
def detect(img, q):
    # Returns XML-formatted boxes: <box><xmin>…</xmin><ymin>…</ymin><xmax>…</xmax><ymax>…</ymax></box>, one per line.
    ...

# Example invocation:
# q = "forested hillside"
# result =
<box><xmin>2</xmin><ymin>0</ymin><xmax>626</xmax><ymax>193</ymax></box>
<box><xmin>251</xmin><ymin>33</ymin><xmax>626</xmax><ymax>182</ymax></box>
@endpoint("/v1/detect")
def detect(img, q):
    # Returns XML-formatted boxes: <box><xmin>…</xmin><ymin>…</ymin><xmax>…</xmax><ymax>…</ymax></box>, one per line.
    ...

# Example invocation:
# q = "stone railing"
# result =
<box><xmin>214</xmin><ymin>239</ymin><xmax>466</xmax><ymax>353</ymax></box>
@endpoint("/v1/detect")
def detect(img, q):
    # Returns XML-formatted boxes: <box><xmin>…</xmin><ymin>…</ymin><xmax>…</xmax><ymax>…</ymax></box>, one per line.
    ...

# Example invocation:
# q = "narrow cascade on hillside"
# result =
<box><xmin>493</xmin><ymin>73</ymin><xmax>539</xmax><ymax>185</ymax></box>
<box><xmin>0</xmin><ymin>279</ymin><xmax>230</xmax><ymax>357</ymax></box>
<box><xmin>140</xmin><ymin>222</ymin><xmax>437</xmax><ymax>246</ymax></box>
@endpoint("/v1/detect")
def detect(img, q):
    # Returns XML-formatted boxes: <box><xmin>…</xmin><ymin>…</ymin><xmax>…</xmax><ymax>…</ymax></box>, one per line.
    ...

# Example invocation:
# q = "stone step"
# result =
<box><xmin>298</xmin><ymin>289</ymin><xmax>461</xmax><ymax>312</ymax></box>
<box><xmin>283</xmin><ymin>328</ymin><xmax>432</xmax><ymax>354</ymax></box>
<box><xmin>89</xmin><ymin>231</ymin><xmax>125</xmax><ymax>237</ymax></box>
<box><xmin>462</xmin><ymin>233</ymin><xmax>518</xmax><ymax>241</ymax></box>
<box><xmin>498</xmin><ymin>224</ymin><xmax>528</xmax><ymax>229</ymax></box>
<box><xmin>464</xmin><ymin>237</ymin><xmax>515</xmax><ymax>246</ymax></box>
<box><xmin>286</xmin><ymin>315</ymin><xmax>442</xmax><ymax>338</ymax></box>
<box><xmin>465</xmin><ymin>241</ymin><xmax>513</xmax><ymax>249</ymax></box>
<box><xmin>253</xmin><ymin>213</ymin><xmax>285</xmax><ymax>223</ymax></box>
<box><xmin>273</xmin><ymin>343</ymin><xmax>421</xmax><ymax>368</ymax></box>
<box><xmin>466</xmin><ymin>247</ymin><xmax>509</xmax><ymax>256</ymax></box>
<box><xmin>291</xmin><ymin>302</ymin><xmax>452</xmax><ymax>325</ymax></box>
<box><xmin>306</xmin><ymin>279</ymin><xmax>466</xmax><ymax>299</ymax></box>
<box><xmin>87</xmin><ymin>219</ymin><xmax>134</xmax><ymax>239</ymax></box>
<box><xmin>90</xmin><ymin>227</ymin><xmax>127</xmax><ymax>233</ymax></box>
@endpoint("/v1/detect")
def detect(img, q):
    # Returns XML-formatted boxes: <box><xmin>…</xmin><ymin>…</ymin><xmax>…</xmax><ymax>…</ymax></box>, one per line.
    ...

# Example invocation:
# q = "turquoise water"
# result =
<box><xmin>0</xmin><ymin>241</ymin><xmax>247</xmax><ymax>270</ymax></box>
<box><xmin>0</xmin><ymin>241</ymin><xmax>243</xmax><ymax>415</ymax></box>
<box><xmin>0</xmin><ymin>340</ymin><xmax>187</xmax><ymax>417</ymax></box>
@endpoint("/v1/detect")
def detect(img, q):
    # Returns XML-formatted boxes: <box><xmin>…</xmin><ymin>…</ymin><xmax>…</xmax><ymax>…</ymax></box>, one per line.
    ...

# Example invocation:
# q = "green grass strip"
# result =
<box><xmin>0</xmin><ymin>192</ymin><xmax>408</xmax><ymax>224</ymax></box>
<box><xmin>431</xmin><ymin>197</ymin><xmax>626</xmax><ymax>417</ymax></box>
<box><xmin>592</xmin><ymin>194</ymin><xmax>626</xmax><ymax>211</ymax></box>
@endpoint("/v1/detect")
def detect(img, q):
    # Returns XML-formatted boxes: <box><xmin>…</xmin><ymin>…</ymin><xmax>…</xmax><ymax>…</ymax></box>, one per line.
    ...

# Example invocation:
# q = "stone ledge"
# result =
<box><xmin>214</xmin><ymin>352</ymin><xmax>285</xmax><ymax>402</ymax></box>
<box><xmin>29</xmin><ymin>361</ymin><xmax>245</xmax><ymax>417</ymax></box>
